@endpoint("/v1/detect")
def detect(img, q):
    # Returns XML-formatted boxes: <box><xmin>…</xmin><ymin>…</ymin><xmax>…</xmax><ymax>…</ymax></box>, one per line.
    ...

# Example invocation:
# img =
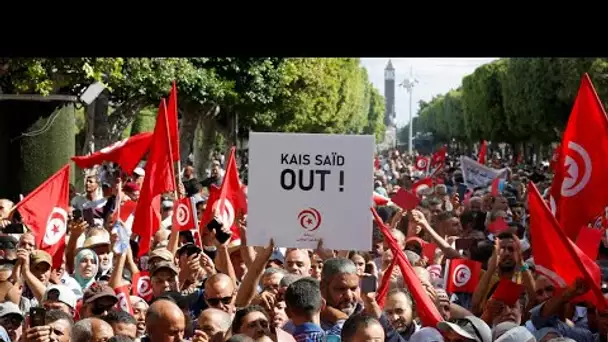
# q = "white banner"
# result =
<box><xmin>247</xmin><ymin>132</ymin><xmax>375</xmax><ymax>250</ymax></box>
<box><xmin>460</xmin><ymin>156</ymin><xmax>508</xmax><ymax>189</ymax></box>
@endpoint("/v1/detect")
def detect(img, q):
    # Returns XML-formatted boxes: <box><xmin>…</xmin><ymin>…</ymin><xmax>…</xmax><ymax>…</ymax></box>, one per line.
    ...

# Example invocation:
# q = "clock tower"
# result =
<box><xmin>384</xmin><ymin>59</ymin><xmax>396</xmax><ymax>127</ymax></box>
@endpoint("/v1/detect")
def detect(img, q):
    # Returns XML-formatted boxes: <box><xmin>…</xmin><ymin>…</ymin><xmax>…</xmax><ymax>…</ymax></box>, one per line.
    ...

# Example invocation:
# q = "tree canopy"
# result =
<box><xmin>405</xmin><ymin>58</ymin><xmax>608</xmax><ymax>145</ymax></box>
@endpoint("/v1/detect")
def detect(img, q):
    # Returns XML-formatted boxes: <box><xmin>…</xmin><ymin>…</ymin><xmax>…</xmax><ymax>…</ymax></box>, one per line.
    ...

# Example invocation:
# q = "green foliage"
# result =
<box><xmin>414</xmin><ymin>57</ymin><xmax>608</xmax><ymax>144</ymax></box>
<box><xmin>130</xmin><ymin>107</ymin><xmax>157</xmax><ymax>135</ymax></box>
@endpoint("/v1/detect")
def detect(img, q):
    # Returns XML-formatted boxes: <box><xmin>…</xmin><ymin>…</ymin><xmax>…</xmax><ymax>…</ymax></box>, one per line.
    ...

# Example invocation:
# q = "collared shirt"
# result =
<box><xmin>530</xmin><ymin>302</ymin><xmax>597</xmax><ymax>342</ymax></box>
<box><xmin>293</xmin><ymin>322</ymin><xmax>327</xmax><ymax>342</ymax></box>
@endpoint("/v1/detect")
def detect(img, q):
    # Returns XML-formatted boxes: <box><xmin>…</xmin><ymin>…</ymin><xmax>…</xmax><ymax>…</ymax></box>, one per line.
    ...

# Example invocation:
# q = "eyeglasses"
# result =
<box><xmin>449</xmin><ymin>318</ymin><xmax>483</xmax><ymax>342</ymax></box>
<box><xmin>206</xmin><ymin>296</ymin><xmax>233</xmax><ymax>306</ymax></box>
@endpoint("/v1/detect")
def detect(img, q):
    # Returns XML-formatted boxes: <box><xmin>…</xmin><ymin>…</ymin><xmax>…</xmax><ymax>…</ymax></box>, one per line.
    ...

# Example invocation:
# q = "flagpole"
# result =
<box><xmin>161</xmin><ymin>99</ymin><xmax>178</xmax><ymax>200</ymax></box>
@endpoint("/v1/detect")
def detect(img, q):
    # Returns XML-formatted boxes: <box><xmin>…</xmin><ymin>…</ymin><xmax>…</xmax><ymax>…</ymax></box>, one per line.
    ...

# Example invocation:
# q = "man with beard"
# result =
<box><xmin>471</xmin><ymin>232</ymin><xmax>532</xmax><ymax>316</ymax></box>
<box><xmin>383</xmin><ymin>289</ymin><xmax>418</xmax><ymax>340</ymax></box>
<box><xmin>320</xmin><ymin>258</ymin><xmax>363</xmax><ymax>334</ymax></box>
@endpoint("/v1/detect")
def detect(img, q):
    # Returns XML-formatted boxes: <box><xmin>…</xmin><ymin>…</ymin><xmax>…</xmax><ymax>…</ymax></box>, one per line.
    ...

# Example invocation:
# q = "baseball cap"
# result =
<box><xmin>83</xmin><ymin>283</ymin><xmax>118</xmax><ymax>304</ymax></box>
<box><xmin>30</xmin><ymin>250</ymin><xmax>52</xmax><ymax>267</ymax></box>
<box><xmin>149</xmin><ymin>248</ymin><xmax>174</xmax><ymax>263</ymax></box>
<box><xmin>150</xmin><ymin>261</ymin><xmax>178</xmax><ymax>276</ymax></box>
<box><xmin>437</xmin><ymin>316</ymin><xmax>492</xmax><ymax>342</ymax></box>
<box><xmin>0</xmin><ymin>235</ymin><xmax>17</xmax><ymax>261</ymax></box>
<box><xmin>495</xmin><ymin>326</ymin><xmax>535</xmax><ymax>342</ymax></box>
<box><xmin>269</xmin><ymin>248</ymin><xmax>285</xmax><ymax>264</ymax></box>
<box><xmin>43</xmin><ymin>284</ymin><xmax>77</xmax><ymax>309</ymax></box>
<box><xmin>492</xmin><ymin>321</ymin><xmax>519</xmax><ymax>340</ymax></box>
<box><xmin>0</xmin><ymin>326</ymin><xmax>9</xmax><ymax>342</ymax></box>
<box><xmin>0</xmin><ymin>301</ymin><xmax>23</xmax><ymax>318</ymax></box>
<box><xmin>123</xmin><ymin>182</ymin><xmax>140</xmax><ymax>193</ymax></box>
<box><xmin>133</xmin><ymin>167</ymin><xmax>145</xmax><ymax>177</ymax></box>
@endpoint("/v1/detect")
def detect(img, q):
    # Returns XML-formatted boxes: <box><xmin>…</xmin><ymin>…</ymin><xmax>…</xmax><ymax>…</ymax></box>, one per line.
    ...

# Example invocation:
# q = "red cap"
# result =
<box><xmin>123</xmin><ymin>182</ymin><xmax>140</xmax><ymax>192</ymax></box>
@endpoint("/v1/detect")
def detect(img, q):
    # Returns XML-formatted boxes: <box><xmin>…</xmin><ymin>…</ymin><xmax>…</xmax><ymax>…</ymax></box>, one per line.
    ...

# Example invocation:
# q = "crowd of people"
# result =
<box><xmin>0</xmin><ymin>146</ymin><xmax>599</xmax><ymax>342</ymax></box>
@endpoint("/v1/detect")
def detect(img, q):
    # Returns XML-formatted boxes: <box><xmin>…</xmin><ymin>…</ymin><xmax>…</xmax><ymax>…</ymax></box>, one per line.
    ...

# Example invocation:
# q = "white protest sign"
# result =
<box><xmin>247</xmin><ymin>132</ymin><xmax>375</xmax><ymax>250</ymax></box>
<box><xmin>460</xmin><ymin>156</ymin><xmax>508</xmax><ymax>189</ymax></box>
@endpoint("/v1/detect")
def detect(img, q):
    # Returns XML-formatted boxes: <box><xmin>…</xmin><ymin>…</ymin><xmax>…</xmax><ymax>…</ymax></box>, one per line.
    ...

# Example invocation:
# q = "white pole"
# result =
<box><xmin>408</xmin><ymin>84</ymin><xmax>413</xmax><ymax>154</ymax></box>
<box><xmin>399</xmin><ymin>67</ymin><xmax>418</xmax><ymax>156</ymax></box>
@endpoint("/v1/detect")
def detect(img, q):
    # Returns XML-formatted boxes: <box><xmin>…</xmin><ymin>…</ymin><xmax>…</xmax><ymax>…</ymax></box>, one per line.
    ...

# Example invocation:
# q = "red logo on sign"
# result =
<box><xmin>297</xmin><ymin>208</ymin><xmax>322</xmax><ymax>232</ymax></box>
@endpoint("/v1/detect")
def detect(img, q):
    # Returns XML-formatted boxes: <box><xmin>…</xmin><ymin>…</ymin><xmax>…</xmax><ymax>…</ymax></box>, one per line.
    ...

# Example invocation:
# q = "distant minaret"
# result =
<box><xmin>384</xmin><ymin>59</ymin><xmax>396</xmax><ymax>127</ymax></box>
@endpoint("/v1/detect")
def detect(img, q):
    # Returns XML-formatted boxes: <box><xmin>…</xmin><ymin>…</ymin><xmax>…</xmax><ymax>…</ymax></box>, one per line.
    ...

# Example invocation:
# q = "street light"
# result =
<box><xmin>399</xmin><ymin>67</ymin><xmax>418</xmax><ymax>154</ymax></box>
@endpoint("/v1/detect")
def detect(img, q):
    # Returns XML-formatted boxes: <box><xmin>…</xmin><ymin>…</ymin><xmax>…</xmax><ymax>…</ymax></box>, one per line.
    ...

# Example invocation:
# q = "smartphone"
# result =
<box><xmin>360</xmin><ymin>275</ymin><xmax>377</xmax><ymax>294</ymax></box>
<box><xmin>455</xmin><ymin>238</ymin><xmax>475</xmax><ymax>251</ymax></box>
<box><xmin>73</xmin><ymin>209</ymin><xmax>83</xmax><ymax>221</ymax></box>
<box><xmin>30</xmin><ymin>307</ymin><xmax>46</xmax><ymax>327</ymax></box>
<box><xmin>83</xmin><ymin>208</ymin><xmax>95</xmax><ymax>225</ymax></box>
<box><xmin>207</xmin><ymin>218</ymin><xmax>231</xmax><ymax>244</ymax></box>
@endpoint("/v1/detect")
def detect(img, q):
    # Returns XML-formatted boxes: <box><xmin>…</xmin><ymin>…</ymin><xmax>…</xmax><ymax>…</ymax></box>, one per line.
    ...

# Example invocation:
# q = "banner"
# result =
<box><xmin>247</xmin><ymin>132</ymin><xmax>375</xmax><ymax>250</ymax></box>
<box><xmin>459</xmin><ymin>156</ymin><xmax>507</xmax><ymax>189</ymax></box>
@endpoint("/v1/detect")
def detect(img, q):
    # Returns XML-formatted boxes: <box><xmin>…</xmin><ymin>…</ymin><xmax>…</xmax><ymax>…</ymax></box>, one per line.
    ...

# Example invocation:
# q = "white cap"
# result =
<box><xmin>43</xmin><ymin>284</ymin><xmax>77</xmax><ymax>309</ymax></box>
<box><xmin>134</xmin><ymin>167</ymin><xmax>145</xmax><ymax>177</ymax></box>
<box><xmin>0</xmin><ymin>302</ymin><xmax>22</xmax><ymax>318</ymax></box>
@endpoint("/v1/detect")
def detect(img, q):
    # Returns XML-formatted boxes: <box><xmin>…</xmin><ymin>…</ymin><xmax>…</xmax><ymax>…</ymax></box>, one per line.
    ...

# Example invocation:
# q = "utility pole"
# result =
<box><xmin>399</xmin><ymin>67</ymin><xmax>418</xmax><ymax>154</ymax></box>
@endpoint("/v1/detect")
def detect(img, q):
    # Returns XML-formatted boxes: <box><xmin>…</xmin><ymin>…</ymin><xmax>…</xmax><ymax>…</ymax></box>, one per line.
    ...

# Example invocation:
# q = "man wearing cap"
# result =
<box><xmin>150</xmin><ymin>261</ymin><xmax>179</xmax><ymax>298</ymax></box>
<box><xmin>0</xmin><ymin>301</ymin><xmax>23</xmax><ymax>342</ymax></box>
<box><xmin>437</xmin><ymin>316</ymin><xmax>492</xmax><ymax>342</ymax></box>
<box><xmin>16</xmin><ymin>249</ymin><xmax>52</xmax><ymax>310</ymax></box>
<box><xmin>80</xmin><ymin>282</ymin><xmax>119</xmax><ymax>318</ymax></box>
<box><xmin>83</xmin><ymin>234</ymin><xmax>113</xmax><ymax>278</ymax></box>
<box><xmin>42</xmin><ymin>284</ymin><xmax>77</xmax><ymax>315</ymax></box>
<box><xmin>133</xmin><ymin>167</ymin><xmax>145</xmax><ymax>187</ymax></box>
<box><xmin>123</xmin><ymin>182</ymin><xmax>140</xmax><ymax>202</ymax></box>
<box><xmin>148</xmin><ymin>247</ymin><xmax>175</xmax><ymax>270</ymax></box>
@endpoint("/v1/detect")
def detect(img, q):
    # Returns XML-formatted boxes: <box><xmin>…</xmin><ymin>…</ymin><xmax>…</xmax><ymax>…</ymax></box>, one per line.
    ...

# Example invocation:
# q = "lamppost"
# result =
<box><xmin>399</xmin><ymin>67</ymin><xmax>418</xmax><ymax>154</ymax></box>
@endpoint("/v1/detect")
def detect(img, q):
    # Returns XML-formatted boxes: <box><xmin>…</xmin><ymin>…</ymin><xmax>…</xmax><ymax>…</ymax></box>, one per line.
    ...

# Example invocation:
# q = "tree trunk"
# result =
<box><xmin>194</xmin><ymin>116</ymin><xmax>217</xmax><ymax>180</ymax></box>
<box><xmin>179</xmin><ymin>104</ymin><xmax>219</xmax><ymax>166</ymax></box>
<box><xmin>0</xmin><ymin>100</ymin><xmax>75</xmax><ymax>201</ymax></box>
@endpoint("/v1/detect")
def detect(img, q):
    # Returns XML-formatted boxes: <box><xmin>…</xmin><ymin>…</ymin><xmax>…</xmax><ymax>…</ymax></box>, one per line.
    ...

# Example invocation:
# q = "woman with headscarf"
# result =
<box><xmin>73</xmin><ymin>248</ymin><xmax>99</xmax><ymax>292</ymax></box>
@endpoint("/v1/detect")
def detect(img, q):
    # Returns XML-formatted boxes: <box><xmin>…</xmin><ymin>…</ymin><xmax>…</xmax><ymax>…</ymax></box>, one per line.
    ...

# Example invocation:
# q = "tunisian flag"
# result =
<box><xmin>11</xmin><ymin>164</ymin><xmax>70</xmax><ymax>268</ymax></box>
<box><xmin>173</xmin><ymin>197</ymin><xmax>197</xmax><ymax>231</ymax></box>
<box><xmin>200</xmin><ymin>147</ymin><xmax>247</xmax><ymax>246</ymax></box>
<box><xmin>414</xmin><ymin>156</ymin><xmax>430</xmax><ymax>172</ymax></box>
<box><xmin>550</xmin><ymin>73</ymin><xmax>608</xmax><ymax>240</ymax></box>
<box><xmin>528</xmin><ymin>182</ymin><xmax>606</xmax><ymax>310</ymax></box>
<box><xmin>132</xmin><ymin>99</ymin><xmax>176</xmax><ymax>256</ymax></box>
<box><xmin>166</xmin><ymin>81</ymin><xmax>180</xmax><ymax>162</ymax></box>
<box><xmin>445</xmin><ymin>259</ymin><xmax>482</xmax><ymax>294</ymax></box>
<box><xmin>71</xmin><ymin>132</ymin><xmax>153</xmax><ymax>174</ymax></box>
<box><xmin>371</xmin><ymin>207</ymin><xmax>443</xmax><ymax>327</ymax></box>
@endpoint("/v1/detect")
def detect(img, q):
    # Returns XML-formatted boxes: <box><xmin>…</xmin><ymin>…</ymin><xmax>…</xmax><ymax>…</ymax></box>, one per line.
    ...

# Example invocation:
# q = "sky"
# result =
<box><xmin>360</xmin><ymin>58</ymin><xmax>499</xmax><ymax>127</ymax></box>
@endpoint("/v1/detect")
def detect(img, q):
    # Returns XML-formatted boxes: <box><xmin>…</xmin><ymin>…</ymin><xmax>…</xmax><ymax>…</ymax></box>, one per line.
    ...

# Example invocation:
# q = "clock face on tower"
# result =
<box><xmin>385</xmin><ymin>69</ymin><xmax>395</xmax><ymax>80</ymax></box>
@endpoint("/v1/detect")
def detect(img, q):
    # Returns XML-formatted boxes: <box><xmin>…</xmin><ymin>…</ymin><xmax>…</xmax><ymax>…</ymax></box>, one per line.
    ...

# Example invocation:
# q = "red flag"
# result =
<box><xmin>173</xmin><ymin>197</ymin><xmax>197</xmax><ymax>231</ymax></box>
<box><xmin>167</xmin><ymin>81</ymin><xmax>180</xmax><ymax>162</ymax></box>
<box><xmin>412</xmin><ymin>178</ymin><xmax>433</xmax><ymax>197</ymax></box>
<box><xmin>478</xmin><ymin>140</ymin><xmax>487</xmax><ymax>164</ymax></box>
<box><xmin>374</xmin><ymin>156</ymin><xmax>380</xmax><ymax>170</ymax></box>
<box><xmin>371</xmin><ymin>207</ymin><xmax>443</xmax><ymax>327</ymax></box>
<box><xmin>11</xmin><ymin>164</ymin><xmax>70</xmax><ymax>268</ymax></box>
<box><xmin>492</xmin><ymin>279</ymin><xmax>524</xmax><ymax>306</ymax></box>
<box><xmin>131</xmin><ymin>271</ymin><xmax>153</xmax><ymax>302</ymax></box>
<box><xmin>550</xmin><ymin>74</ymin><xmax>608</xmax><ymax>240</ymax></box>
<box><xmin>390</xmin><ymin>188</ymin><xmax>420</xmax><ymax>211</ymax></box>
<box><xmin>576</xmin><ymin>226</ymin><xmax>604</xmax><ymax>261</ymax></box>
<box><xmin>430</xmin><ymin>146</ymin><xmax>447</xmax><ymax>169</ymax></box>
<box><xmin>114</xmin><ymin>285</ymin><xmax>134</xmax><ymax>314</ymax></box>
<box><xmin>116</xmin><ymin>200</ymin><xmax>137</xmax><ymax>230</ymax></box>
<box><xmin>528</xmin><ymin>182</ymin><xmax>606</xmax><ymax>309</ymax></box>
<box><xmin>377</xmin><ymin>257</ymin><xmax>397</xmax><ymax>308</ymax></box>
<box><xmin>71</xmin><ymin>132</ymin><xmax>153</xmax><ymax>174</ymax></box>
<box><xmin>414</xmin><ymin>156</ymin><xmax>430</xmax><ymax>172</ymax></box>
<box><xmin>445</xmin><ymin>259</ymin><xmax>482</xmax><ymax>294</ymax></box>
<box><xmin>373</xmin><ymin>192</ymin><xmax>391</xmax><ymax>206</ymax></box>
<box><xmin>488</xmin><ymin>216</ymin><xmax>509</xmax><ymax>235</ymax></box>
<box><xmin>200</xmin><ymin>147</ymin><xmax>247</xmax><ymax>246</ymax></box>
<box><xmin>132</xmin><ymin>100</ymin><xmax>176</xmax><ymax>256</ymax></box>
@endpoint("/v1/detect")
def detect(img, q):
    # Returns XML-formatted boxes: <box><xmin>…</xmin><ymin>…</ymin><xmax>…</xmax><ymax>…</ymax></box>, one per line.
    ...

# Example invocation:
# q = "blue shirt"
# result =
<box><xmin>530</xmin><ymin>302</ymin><xmax>598</xmax><ymax>342</ymax></box>
<box><xmin>292</xmin><ymin>322</ymin><xmax>327</xmax><ymax>342</ymax></box>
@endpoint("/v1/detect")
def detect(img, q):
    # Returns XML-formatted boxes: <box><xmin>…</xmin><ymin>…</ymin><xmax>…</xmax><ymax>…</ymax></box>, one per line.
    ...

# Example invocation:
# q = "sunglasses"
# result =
<box><xmin>206</xmin><ymin>296</ymin><xmax>233</xmax><ymax>306</ymax></box>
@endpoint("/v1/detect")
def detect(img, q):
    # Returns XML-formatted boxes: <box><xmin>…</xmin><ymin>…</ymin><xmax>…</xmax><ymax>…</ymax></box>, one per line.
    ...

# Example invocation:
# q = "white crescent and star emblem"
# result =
<box><xmin>213</xmin><ymin>199</ymin><xmax>235</xmax><ymax>228</ymax></box>
<box><xmin>117</xmin><ymin>292</ymin><xmax>129</xmax><ymax>312</ymax></box>
<box><xmin>561</xmin><ymin>141</ymin><xmax>592</xmax><ymax>197</ymax></box>
<box><xmin>416</xmin><ymin>158</ymin><xmax>427</xmax><ymax>170</ymax></box>
<box><xmin>43</xmin><ymin>207</ymin><xmax>67</xmax><ymax>246</ymax></box>
<box><xmin>176</xmin><ymin>203</ymin><xmax>190</xmax><ymax>226</ymax></box>
<box><xmin>137</xmin><ymin>276</ymin><xmax>152</xmax><ymax>297</ymax></box>
<box><xmin>452</xmin><ymin>264</ymin><xmax>471</xmax><ymax>287</ymax></box>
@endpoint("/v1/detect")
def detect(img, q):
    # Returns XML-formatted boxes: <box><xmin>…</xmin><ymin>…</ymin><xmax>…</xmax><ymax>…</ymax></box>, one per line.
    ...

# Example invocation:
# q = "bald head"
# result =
<box><xmin>198</xmin><ymin>308</ymin><xmax>232</xmax><ymax>339</ymax></box>
<box><xmin>146</xmin><ymin>299</ymin><xmax>186</xmax><ymax>340</ymax></box>
<box><xmin>204</xmin><ymin>274</ymin><xmax>236</xmax><ymax>313</ymax></box>
<box><xmin>72</xmin><ymin>318</ymin><xmax>114</xmax><ymax>342</ymax></box>
<box><xmin>285</xmin><ymin>249</ymin><xmax>311</xmax><ymax>276</ymax></box>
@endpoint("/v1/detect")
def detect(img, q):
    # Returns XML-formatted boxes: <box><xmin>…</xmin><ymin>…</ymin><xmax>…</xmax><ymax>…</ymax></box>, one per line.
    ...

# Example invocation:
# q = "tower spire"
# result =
<box><xmin>386</xmin><ymin>59</ymin><xmax>394</xmax><ymax>70</ymax></box>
